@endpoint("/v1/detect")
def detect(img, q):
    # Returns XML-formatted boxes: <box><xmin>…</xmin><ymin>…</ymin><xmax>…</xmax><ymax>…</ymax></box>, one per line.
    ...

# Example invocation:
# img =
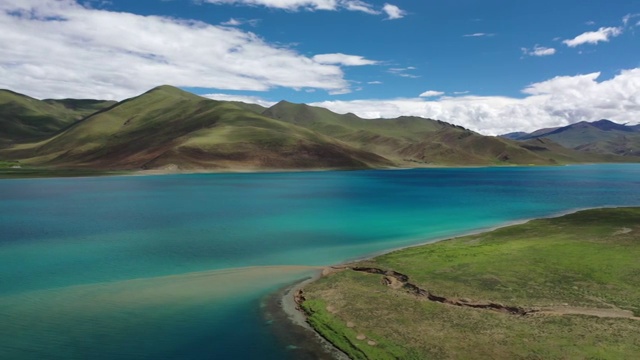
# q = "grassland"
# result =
<box><xmin>301</xmin><ymin>207</ymin><xmax>640</xmax><ymax>359</ymax></box>
<box><xmin>0</xmin><ymin>166</ymin><xmax>129</xmax><ymax>179</ymax></box>
<box><xmin>0</xmin><ymin>89</ymin><xmax>115</xmax><ymax>145</ymax></box>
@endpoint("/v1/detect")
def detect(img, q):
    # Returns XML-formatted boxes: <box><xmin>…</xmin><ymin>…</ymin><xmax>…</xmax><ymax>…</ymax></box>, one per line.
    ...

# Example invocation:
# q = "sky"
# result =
<box><xmin>1</xmin><ymin>0</ymin><xmax>639</xmax><ymax>134</ymax></box>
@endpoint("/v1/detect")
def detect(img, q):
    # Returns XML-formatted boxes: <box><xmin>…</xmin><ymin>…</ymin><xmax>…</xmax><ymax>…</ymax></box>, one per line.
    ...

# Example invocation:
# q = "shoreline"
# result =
<box><xmin>5</xmin><ymin>161</ymin><xmax>639</xmax><ymax>181</ymax></box>
<box><xmin>280</xmin><ymin>205</ymin><xmax>632</xmax><ymax>359</ymax></box>
<box><xmin>314</xmin><ymin>204</ymin><xmax>624</xmax><ymax>268</ymax></box>
<box><xmin>0</xmin><ymin>162</ymin><xmax>587</xmax><ymax>181</ymax></box>
<box><xmin>265</xmin><ymin>276</ymin><xmax>350</xmax><ymax>360</ymax></box>
<box><xmin>3</xmin><ymin>161</ymin><xmax>640</xmax><ymax>181</ymax></box>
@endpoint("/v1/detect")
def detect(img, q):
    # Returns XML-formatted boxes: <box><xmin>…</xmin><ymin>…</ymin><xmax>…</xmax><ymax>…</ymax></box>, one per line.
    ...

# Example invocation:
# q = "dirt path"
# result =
<box><xmin>347</xmin><ymin>266</ymin><xmax>640</xmax><ymax>321</ymax></box>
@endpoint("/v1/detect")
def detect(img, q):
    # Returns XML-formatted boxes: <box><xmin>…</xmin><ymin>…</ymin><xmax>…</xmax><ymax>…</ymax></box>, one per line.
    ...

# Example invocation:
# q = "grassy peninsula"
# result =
<box><xmin>299</xmin><ymin>207</ymin><xmax>640</xmax><ymax>359</ymax></box>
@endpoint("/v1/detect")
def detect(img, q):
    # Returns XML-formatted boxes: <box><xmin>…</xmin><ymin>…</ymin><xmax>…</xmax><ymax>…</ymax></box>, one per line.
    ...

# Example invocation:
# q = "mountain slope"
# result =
<box><xmin>1</xmin><ymin>86</ymin><xmax>391</xmax><ymax>170</ymax></box>
<box><xmin>503</xmin><ymin>120</ymin><xmax>640</xmax><ymax>156</ymax></box>
<box><xmin>2</xmin><ymin>87</ymin><xmax>638</xmax><ymax>172</ymax></box>
<box><xmin>0</xmin><ymin>89</ymin><xmax>115</xmax><ymax>145</ymax></box>
<box><xmin>263</xmin><ymin>101</ymin><xmax>594</xmax><ymax>166</ymax></box>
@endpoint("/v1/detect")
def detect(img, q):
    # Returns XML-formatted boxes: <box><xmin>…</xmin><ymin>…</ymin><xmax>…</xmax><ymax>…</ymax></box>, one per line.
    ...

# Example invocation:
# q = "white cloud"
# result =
<box><xmin>388</xmin><ymin>67</ymin><xmax>419</xmax><ymax>78</ymax></box>
<box><xmin>310</xmin><ymin>68</ymin><xmax>640</xmax><ymax>135</ymax></box>
<box><xmin>221</xmin><ymin>18</ymin><xmax>242</xmax><ymax>26</ymax></box>
<box><xmin>622</xmin><ymin>13</ymin><xmax>640</xmax><ymax>26</ymax></box>
<box><xmin>312</xmin><ymin>53</ymin><xmax>378</xmax><ymax>66</ymax></box>
<box><xmin>463</xmin><ymin>33</ymin><xmax>494</xmax><ymax>37</ymax></box>
<box><xmin>204</xmin><ymin>0</ymin><xmax>339</xmax><ymax>11</ymax></box>
<box><xmin>205</xmin><ymin>0</ymin><xmax>393</xmax><ymax>17</ymax></box>
<box><xmin>563</xmin><ymin>27</ymin><xmax>623</xmax><ymax>47</ymax></box>
<box><xmin>419</xmin><ymin>90</ymin><xmax>444</xmax><ymax>98</ymax></box>
<box><xmin>382</xmin><ymin>3</ymin><xmax>405</xmax><ymax>20</ymax></box>
<box><xmin>368</xmin><ymin>81</ymin><xmax>382</xmax><ymax>84</ymax></box>
<box><xmin>202</xmin><ymin>93</ymin><xmax>276</xmax><ymax>107</ymax></box>
<box><xmin>0</xmin><ymin>0</ymin><xmax>355</xmax><ymax>100</ymax></box>
<box><xmin>221</xmin><ymin>18</ymin><xmax>260</xmax><ymax>26</ymax></box>
<box><xmin>521</xmin><ymin>45</ymin><xmax>556</xmax><ymax>57</ymax></box>
<box><xmin>342</xmin><ymin>0</ymin><xmax>379</xmax><ymax>15</ymax></box>
<box><xmin>328</xmin><ymin>88</ymin><xmax>352</xmax><ymax>95</ymax></box>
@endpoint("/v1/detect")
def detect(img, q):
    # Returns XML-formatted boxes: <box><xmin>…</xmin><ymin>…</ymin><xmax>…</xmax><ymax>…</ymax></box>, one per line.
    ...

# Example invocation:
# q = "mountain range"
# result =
<box><xmin>1</xmin><ymin>86</ymin><xmax>638</xmax><ymax>172</ymax></box>
<box><xmin>502</xmin><ymin>120</ymin><xmax>640</xmax><ymax>157</ymax></box>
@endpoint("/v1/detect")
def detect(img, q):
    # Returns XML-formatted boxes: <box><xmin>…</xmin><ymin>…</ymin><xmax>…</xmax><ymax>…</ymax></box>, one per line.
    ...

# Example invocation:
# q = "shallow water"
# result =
<box><xmin>1</xmin><ymin>165</ymin><xmax>640</xmax><ymax>359</ymax></box>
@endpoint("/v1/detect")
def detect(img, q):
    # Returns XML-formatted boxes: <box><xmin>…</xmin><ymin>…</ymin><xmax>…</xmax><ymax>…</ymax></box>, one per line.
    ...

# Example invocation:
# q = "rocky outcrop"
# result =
<box><xmin>294</xmin><ymin>288</ymin><xmax>306</xmax><ymax>309</ymax></box>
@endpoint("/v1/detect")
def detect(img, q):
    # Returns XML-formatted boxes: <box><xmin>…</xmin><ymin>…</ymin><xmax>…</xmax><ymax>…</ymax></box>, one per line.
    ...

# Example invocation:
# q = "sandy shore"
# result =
<box><xmin>274</xmin><ymin>271</ymin><xmax>350</xmax><ymax>360</ymax></box>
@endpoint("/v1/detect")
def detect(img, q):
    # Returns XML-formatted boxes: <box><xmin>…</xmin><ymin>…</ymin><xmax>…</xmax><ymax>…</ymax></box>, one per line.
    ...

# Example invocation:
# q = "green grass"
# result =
<box><xmin>0</xmin><ymin>166</ymin><xmax>130</xmax><ymax>179</ymax></box>
<box><xmin>0</xmin><ymin>89</ymin><xmax>114</xmax><ymax>144</ymax></box>
<box><xmin>302</xmin><ymin>207</ymin><xmax>640</xmax><ymax>359</ymax></box>
<box><xmin>0</xmin><ymin>160</ymin><xmax>20</xmax><ymax>169</ymax></box>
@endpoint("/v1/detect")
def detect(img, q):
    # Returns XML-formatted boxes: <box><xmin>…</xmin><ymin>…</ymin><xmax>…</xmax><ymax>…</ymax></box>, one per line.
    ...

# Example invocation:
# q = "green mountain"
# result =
<box><xmin>0</xmin><ymin>89</ymin><xmax>115</xmax><ymax>145</ymax></box>
<box><xmin>262</xmin><ymin>101</ymin><xmax>594</xmax><ymax>166</ymax></box>
<box><xmin>1</xmin><ymin>86</ymin><xmax>638</xmax><ymax>172</ymax></box>
<box><xmin>0</xmin><ymin>86</ymin><xmax>390</xmax><ymax>170</ymax></box>
<box><xmin>502</xmin><ymin>119</ymin><xmax>640</xmax><ymax>156</ymax></box>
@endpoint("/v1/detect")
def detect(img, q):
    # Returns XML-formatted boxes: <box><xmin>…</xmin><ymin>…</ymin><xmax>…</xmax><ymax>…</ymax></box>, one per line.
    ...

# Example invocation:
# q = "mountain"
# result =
<box><xmin>263</xmin><ymin>101</ymin><xmax>582</xmax><ymax>166</ymax></box>
<box><xmin>0</xmin><ymin>86</ymin><xmax>391</xmax><ymax>171</ymax></box>
<box><xmin>1</xmin><ymin>87</ymin><xmax>638</xmax><ymax>173</ymax></box>
<box><xmin>0</xmin><ymin>89</ymin><xmax>115</xmax><ymax>145</ymax></box>
<box><xmin>502</xmin><ymin>119</ymin><xmax>640</xmax><ymax>156</ymax></box>
<box><xmin>501</xmin><ymin>131</ymin><xmax>529</xmax><ymax>140</ymax></box>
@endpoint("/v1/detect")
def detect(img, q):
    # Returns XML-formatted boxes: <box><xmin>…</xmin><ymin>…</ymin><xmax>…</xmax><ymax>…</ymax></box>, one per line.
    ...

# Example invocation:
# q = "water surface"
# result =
<box><xmin>1</xmin><ymin>165</ymin><xmax>640</xmax><ymax>359</ymax></box>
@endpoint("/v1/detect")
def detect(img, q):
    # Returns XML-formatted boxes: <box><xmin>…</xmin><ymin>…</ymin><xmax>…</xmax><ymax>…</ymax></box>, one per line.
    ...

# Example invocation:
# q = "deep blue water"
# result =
<box><xmin>1</xmin><ymin>164</ymin><xmax>640</xmax><ymax>359</ymax></box>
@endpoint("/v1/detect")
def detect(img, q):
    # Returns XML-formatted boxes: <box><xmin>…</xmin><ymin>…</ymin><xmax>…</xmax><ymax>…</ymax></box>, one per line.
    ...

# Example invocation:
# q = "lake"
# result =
<box><xmin>1</xmin><ymin>164</ymin><xmax>640</xmax><ymax>359</ymax></box>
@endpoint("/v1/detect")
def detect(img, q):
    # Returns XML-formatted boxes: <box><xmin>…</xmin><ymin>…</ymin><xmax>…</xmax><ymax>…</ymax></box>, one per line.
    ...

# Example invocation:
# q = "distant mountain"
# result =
<box><xmin>0</xmin><ymin>89</ymin><xmax>115</xmax><ymax>145</ymax></box>
<box><xmin>502</xmin><ymin>119</ymin><xmax>640</xmax><ymax>156</ymax></box>
<box><xmin>501</xmin><ymin>132</ymin><xmax>529</xmax><ymax>140</ymax></box>
<box><xmin>262</xmin><ymin>101</ymin><xmax>570</xmax><ymax>166</ymax></box>
<box><xmin>1</xmin><ymin>87</ymin><xmax>638</xmax><ymax>172</ymax></box>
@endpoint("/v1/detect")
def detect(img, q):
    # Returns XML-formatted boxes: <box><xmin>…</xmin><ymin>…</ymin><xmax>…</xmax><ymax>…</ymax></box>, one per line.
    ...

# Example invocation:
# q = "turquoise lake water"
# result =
<box><xmin>1</xmin><ymin>164</ymin><xmax>640</xmax><ymax>359</ymax></box>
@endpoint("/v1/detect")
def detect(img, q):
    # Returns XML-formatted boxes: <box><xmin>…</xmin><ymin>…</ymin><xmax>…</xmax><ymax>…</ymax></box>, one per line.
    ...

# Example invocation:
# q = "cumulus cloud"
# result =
<box><xmin>204</xmin><ymin>0</ymin><xmax>402</xmax><ymax>18</ymax></box>
<box><xmin>521</xmin><ymin>45</ymin><xmax>556</xmax><ymax>57</ymax></box>
<box><xmin>419</xmin><ymin>90</ymin><xmax>444</xmax><ymax>98</ymax></box>
<box><xmin>0</xmin><ymin>0</ymin><xmax>357</xmax><ymax>99</ymax></box>
<box><xmin>382</xmin><ymin>3</ymin><xmax>406</xmax><ymax>20</ymax></box>
<box><xmin>312</xmin><ymin>53</ymin><xmax>378</xmax><ymax>66</ymax></box>
<box><xmin>309</xmin><ymin>68</ymin><xmax>640</xmax><ymax>135</ymax></box>
<box><xmin>563</xmin><ymin>27</ymin><xmax>623</xmax><ymax>47</ymax></box>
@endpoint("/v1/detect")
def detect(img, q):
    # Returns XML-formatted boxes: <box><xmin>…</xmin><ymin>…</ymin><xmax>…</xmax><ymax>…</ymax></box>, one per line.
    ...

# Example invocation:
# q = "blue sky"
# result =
<box><xmin>1</xmin><ymin>0</ymin><xmax>639</xmax><ymax>133</ymax></box>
